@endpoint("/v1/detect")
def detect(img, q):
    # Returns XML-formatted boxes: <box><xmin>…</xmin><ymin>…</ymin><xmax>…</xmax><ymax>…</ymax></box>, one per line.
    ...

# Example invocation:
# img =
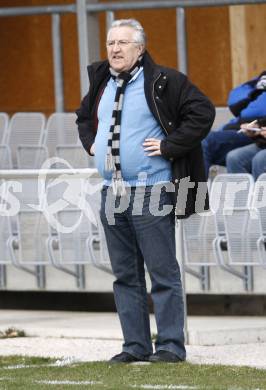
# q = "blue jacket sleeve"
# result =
<box><xmin>228</xmin><ymin>77</ymin><xmax>258</xmax><ymax>117</ymax></box>
<box><xmin>240</xmin><ymin>91</ymin><xmax>266</xmax><ymax>120</ymax></box>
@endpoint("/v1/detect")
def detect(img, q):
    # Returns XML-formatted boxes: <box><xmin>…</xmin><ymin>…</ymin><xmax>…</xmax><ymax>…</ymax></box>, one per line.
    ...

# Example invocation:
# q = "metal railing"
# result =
<box><xmin>1</xmin><ymin>0</ymin><xmax>266</xmax><ymax>16</ymax></box>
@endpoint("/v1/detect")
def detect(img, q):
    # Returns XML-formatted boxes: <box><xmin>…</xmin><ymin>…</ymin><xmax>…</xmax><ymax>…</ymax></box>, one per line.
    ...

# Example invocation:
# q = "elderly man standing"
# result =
<box><xmin>76</xmin><ymin>19</ymin><xmax>215</xmax><ymax>363</ymax></box>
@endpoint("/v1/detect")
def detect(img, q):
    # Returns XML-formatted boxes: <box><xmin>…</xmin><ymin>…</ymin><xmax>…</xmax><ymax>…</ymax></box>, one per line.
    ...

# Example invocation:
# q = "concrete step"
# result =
<box><xmin>0</xmin><ymin>310</ymin><xmax>266</xmax><ymax>346</ymax></box>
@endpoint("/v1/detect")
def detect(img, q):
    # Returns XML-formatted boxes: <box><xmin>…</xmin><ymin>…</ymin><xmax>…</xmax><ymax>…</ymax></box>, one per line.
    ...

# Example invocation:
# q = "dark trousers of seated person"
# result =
<box><xmin>226</xmin><ymin>143</ymin><xmax>266</xmax><ymax>180</ymax></box>
<box><xmin>202</xmin><ymin>130</ymin><xmax>253</xmax><ymax>176</ymax></box>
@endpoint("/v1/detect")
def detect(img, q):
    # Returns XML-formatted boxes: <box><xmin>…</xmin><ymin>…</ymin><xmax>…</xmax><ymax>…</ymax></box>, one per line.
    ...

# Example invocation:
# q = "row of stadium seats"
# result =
<box><xmin>0</xmin><ymin>169</ymin><xmax>101</xmax><ymax>289</ymax></box>
<box><xmin>183</xmin><ymin>173</ymin><xmax>266</xmax><ymax>291</ymax></box>
<box><xmin>0</xmin><ymin>169</ymin><xmax>266</xmax><ymax>291</ymax></box>
<box><xmin>0</xmin><ymin>112</ymin><xmax>94</xmax><ymax>169</ymax></box>
<box><xmin>2</xmin><ymin>108</ymin><xmax>264</xmax><ymax>293</ymax></box>
<box><xmin>0</xmin><ymin>108</ymin><xmax>233</xmax><ymax>170</ymax></box>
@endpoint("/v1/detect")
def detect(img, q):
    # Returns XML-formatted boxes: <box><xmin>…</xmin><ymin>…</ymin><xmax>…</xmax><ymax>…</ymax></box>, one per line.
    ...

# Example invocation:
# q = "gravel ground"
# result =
<box><xmin>0</xmin><ymin>337</ymin><xmax>266</xmax><ymax>369</ymax></box>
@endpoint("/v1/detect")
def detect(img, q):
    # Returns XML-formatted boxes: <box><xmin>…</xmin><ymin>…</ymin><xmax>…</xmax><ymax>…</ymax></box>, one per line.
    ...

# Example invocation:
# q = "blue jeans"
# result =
<box><xmin>202</xmin><ymin>130</ymin><xmax>253</xmax><ymax>175</ymax></box>
<box><xmin>100</xmin><ymin>185</ymin><xmax>186</xmax><ymax>360</ymax></box>
<box><xmin>226</xmin><ymin>143</ymin><xmax>266</xmax><ymax>180</ymax></box>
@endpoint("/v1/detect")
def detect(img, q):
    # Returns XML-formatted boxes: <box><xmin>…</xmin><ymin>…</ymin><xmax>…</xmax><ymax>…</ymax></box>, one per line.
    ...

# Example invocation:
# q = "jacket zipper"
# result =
<box><xmin>152</xmin><ymin>73</ymin><xmax>168</xmax><ymax>136</ymax></box>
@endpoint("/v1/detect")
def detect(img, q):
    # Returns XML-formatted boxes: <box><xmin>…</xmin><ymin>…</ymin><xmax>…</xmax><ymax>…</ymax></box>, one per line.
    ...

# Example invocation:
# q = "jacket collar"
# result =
<box><xmin>143</xmin><ymin>51</ymin><xmax>162</xmax><ymax>81</ymax></box>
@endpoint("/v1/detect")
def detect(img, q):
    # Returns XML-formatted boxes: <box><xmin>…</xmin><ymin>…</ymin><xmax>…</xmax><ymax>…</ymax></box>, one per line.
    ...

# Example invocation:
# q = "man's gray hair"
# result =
<box><xmin>108</xmin><ymin>19</ymin><xmax>146</xmax><ymax>46</ymax></box>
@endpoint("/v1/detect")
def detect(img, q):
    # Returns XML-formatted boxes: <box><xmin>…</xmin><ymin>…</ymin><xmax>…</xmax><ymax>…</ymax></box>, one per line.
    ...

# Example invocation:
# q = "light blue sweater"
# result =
<box><xmin>94</xmin><ymin>69</ymin><xmax>171</xmax><ymax>186</ymax></box>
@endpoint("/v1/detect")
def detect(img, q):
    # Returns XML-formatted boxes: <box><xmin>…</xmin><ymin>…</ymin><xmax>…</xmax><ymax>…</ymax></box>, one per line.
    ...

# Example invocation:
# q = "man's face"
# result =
<box><xmin>107</xmin><ymin>26</ymin><xmax>143</xmax><ymax>72</ymax></box>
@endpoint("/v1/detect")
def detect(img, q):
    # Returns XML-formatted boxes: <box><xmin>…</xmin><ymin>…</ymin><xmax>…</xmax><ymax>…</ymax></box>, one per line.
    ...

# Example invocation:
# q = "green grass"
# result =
<box><xmin>0</xmin><ymin>355</ymin><xmax>265</xmax><ymax>390</ymax></box>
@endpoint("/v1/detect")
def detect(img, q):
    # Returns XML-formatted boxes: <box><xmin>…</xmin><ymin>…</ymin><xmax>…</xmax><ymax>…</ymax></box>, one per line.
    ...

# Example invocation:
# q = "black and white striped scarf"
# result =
<box><xmin>105</xmin><ymin>60</ymin><xmax>142</xmax><ymax>196</ymax></box>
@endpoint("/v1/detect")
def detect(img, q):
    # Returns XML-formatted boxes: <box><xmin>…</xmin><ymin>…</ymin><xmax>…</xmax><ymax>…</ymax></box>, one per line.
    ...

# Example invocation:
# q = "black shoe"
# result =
<box><xmin>109</xmin><ymin>352</ymin><xmax>149</xmax><ymax>364</ymax></box>
<box><xmin>149</xmin><ymin>350</ymin><xmax>183</xmax><ymax>363</ymax></box>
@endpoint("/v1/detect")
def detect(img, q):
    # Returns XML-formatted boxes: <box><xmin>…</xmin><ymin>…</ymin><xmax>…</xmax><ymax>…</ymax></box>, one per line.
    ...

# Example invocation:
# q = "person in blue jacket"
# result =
<box><xmin>202</xmin><ymin>72</ymin><xmax>266</xmax><ymax>176</ymax></box>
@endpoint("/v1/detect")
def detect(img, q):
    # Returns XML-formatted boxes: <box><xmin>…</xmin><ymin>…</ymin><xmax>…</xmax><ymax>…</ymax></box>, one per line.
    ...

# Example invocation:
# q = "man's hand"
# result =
<box><xmin>240</xmin><ymin>120</ymin><xmax>261</xmax><ymax>138</ymax></box>
<box><xmin>143</xmin><ymin>138</ymin><xmax>161</xmax><ymax>156</ymax></box>
<box><xmin>90</xmin><ymin>143</ymin><xmax>95</xmax><ymax>155</ymax></box>
<box><xmin>260</xmin><ymin>127</ymin><xmax>266</xmax><ymax>138</ymax></box>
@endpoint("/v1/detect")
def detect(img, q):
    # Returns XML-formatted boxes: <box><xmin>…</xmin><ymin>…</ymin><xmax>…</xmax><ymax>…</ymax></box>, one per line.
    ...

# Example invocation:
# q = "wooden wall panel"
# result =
<box><xmin>0</xmin><ymin>13</ymin><xmax>54</xmax><ymax>113</ymax></box>
<box><xmin>1</xmin><ymin>1</ymin><xmax>265</xmax><ymax>114</ymax></box>
<box><xmin>0</xmin><ymin>0</ymin><xmax>80</xmax><ymax>114</ymax></box>
<box><xmin>229</xmin><ymin>4</ymin><xmax>266</xmax><ymax>87</ymax></box>
<box><xmin>186</xmin><ymin>6</ymin><xmax>232</xmax><ymax>105</ymax></box>
<box><xmin>245</xmin><ymin>4</ymin><xmax>266</xmax><ymax>77</ymax></box>
<box><xmin>229</xmin><ymin>5</ymin><xmax>248</xmax><ymax>86</ymax></box>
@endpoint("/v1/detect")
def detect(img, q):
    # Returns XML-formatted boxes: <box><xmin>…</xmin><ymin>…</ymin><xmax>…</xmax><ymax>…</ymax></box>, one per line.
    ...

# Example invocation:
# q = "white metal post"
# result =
<box><xmin>76</xmin><ymin>0</ymin><xmax>100</xmax><ymax>98</ymax></box>
<box><xmin>76</xmin><ymin>0</ymin><xmax>90</xmax><ymax>97</ymax></box>
<box><xmin>176</xmin><ymin>7</ymin><xmax>188</xmax><ymax>74</ymax></box>
<box><xmin>52</xmin><ymin>13</ymin><xmax>64</xmax><ymax>112</ymax></box>
<box><xmin>176</xmin><ymin>220</ymin><xmax>188</xmax><ymax>344</ymax></box>
<box><xmin>106</xmin><ymin>11</ymin><xmax>115</xmax><ymax>31</ymax></box>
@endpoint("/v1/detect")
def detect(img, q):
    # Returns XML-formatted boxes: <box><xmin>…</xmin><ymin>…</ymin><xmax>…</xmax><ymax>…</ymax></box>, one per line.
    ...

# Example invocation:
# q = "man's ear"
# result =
<box><xmin>138</xmin><ymin>45</ymin><xmax>145</xmax><ymax>55</ymax></box>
